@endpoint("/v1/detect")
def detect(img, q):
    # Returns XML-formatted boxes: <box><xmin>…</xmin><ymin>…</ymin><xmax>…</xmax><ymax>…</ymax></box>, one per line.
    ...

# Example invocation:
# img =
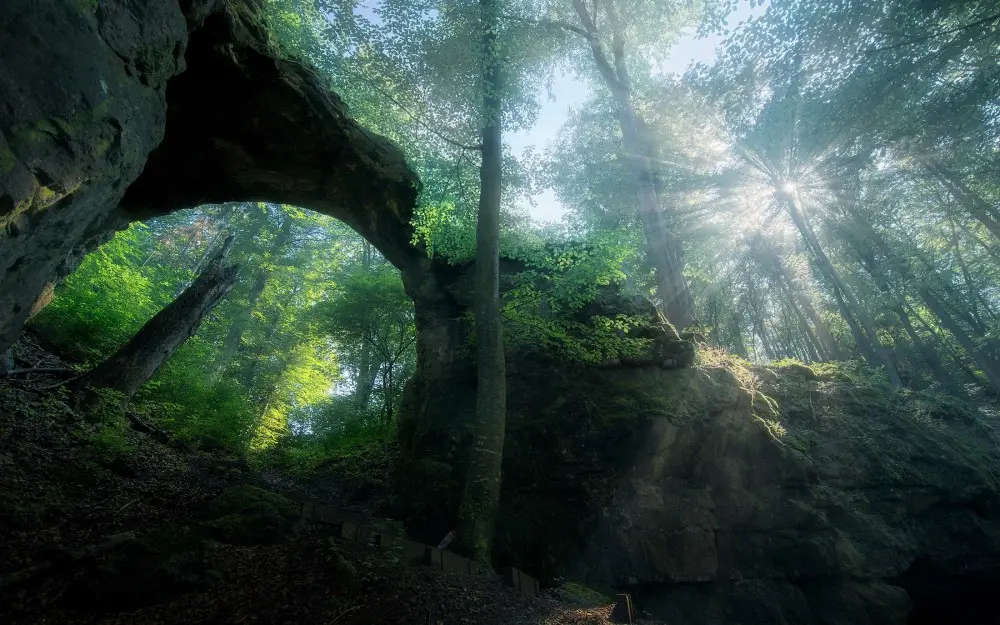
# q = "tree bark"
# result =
<box><xmin>209</xmin><ymin>217</ymin><xmax>293</xmax><ymax>382</ymax></box>
<box><xmin>924</xmin><ymin>159</ymin><xmax>1000</xmax><ymax>238</ymax></box>
<box><xmin>783</xmin><ymin>196</ymin><xmax>902</xmax><ymax>385</ymax></box>
<box><xmin>571</xmin><ymin>0</ymin><xmax>693</xmax><ymax>329</ymax></box>
<box><xmin>78</xmin><ymin>238</ymin><xmax>239</xmax><ymax>402</ymax></box>
<box><xmin>457</xmin><ymin>0</ymin><xmax>506</xmax><ymax>565</ymax></box>
<box><xmin>918</xmin><ymin>286</ymin><xmax>1000</xmax><ymax>392</ymax></box>
<box><xmin>0</xmin><ymin>282</ymin><xmax>54</xmax><ymax>375</ymax></box>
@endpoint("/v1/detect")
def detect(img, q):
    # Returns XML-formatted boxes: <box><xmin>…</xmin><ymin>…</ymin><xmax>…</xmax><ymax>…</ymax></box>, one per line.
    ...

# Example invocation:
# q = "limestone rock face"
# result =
<box><xmin>0</xmin><ymin>0</ymin><xmax>188</xmax><ymax>354</ymax></box>
<box><xmin>397</xmin><ymin>342</ymin><xmax>1000</xmax><ymax>625</ymax></box>
<box><xmin>492</xmin><ymin>361</ymin><xmax>1000</xmax><ymax>625</ymax></box>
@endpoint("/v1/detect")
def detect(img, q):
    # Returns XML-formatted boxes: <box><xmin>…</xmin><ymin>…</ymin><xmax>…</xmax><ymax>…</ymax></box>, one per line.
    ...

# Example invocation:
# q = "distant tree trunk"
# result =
<box><xmin>918</xmin><ymin>286</ymin><xmax>1000</xmax><ymax>393</ymax></box>
<box><xmin>907</xmin><ymin>301</ymin><xmax>981</xmax><ymax>386</ymax></box>
<box><xmin>78</xmin><ymin>238</ymin><xmax>239</xmax><ymax>403</ymax></box>
<box><xmin>457</xmin><ymin>0</ymin><xmax>506</xmax><ymax>565</ymax></box>
<box><xmin>783</xmin><ymin>196</ymin><xmax>901</xmax><ymax>385</ymax></box>
<box><xmin>846</xmin><ymin>233</ymin><xmax>952</xmax><ymax>383</ymax></box>
<box><xmin>755</xmin><ymin>236</ymin><xmax>840</xmax><ymax>359</ymax></box>
<box><xmin>208</xmin><ymin>217</ymin><xmax>293</xmax><ymax>382</ymax></box>
<box><xmin>355</xmin><ymin>339</ymin><xmax>376</xmax><ymax>411</ymax></box>
<box><xmin>896</xmin><ymin>302</ymin><xmax>950</xmax><ymax>382</ymax></box>
<box><xmin>778</xmin><ymin>284</ymin><xmax>826</xmax><ymax>361</ymax></box>
<box><xmin>571</xmin><ymin>0</ymin><xmax>692</xmax><ymax>329</ymax></box>
<box><xmin>355</xmin><ymin>242</ymin><xmax>378</xmax><ymax>412</ymax></box>
<box><xmin>924</xmin><ymin>159</ymin><xmax>1000</xmax><ymax>238</ymax></box>
<box><xmin>787</xmin><ymin>298</ymin><xmax>822</xmax><ymax>362</ymax></box>
<box><xmin>728</xmin><ymin>312</ymin><xmax>749</xmax><ymax>359</ymax></box>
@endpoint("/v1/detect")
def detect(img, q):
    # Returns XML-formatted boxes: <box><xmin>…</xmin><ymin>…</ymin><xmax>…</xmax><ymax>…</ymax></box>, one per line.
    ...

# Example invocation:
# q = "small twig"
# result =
<box><xmin>1</xmin><ymin>367</ymin><xmax>74</xmax><ymax>377</ymax></box>
<box><xmin>37</xmin><ymin>375</ymin><xmax>82</xmax><ymax>391</ymax></box>
<box><xmin>332</xmin><ymin>605</ymin><xmax>362</xmax><ymax>623</ymax></box>
<box><xmin>867</xmin><ymin>12</ymin><xmax>1000</xmax><ymax>53</ymax></box>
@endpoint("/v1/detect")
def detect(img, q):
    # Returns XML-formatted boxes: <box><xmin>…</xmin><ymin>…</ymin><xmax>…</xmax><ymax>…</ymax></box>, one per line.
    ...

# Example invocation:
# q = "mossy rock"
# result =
<box><xmin>770</xmin><ymin>360</ymin><xmax>819</xmax><ymax>380</ymax></box>
<box><xmin>206</xmin><ymin>485</ymin><xmax>300</xmax><ymax>518</ymax></box>
<box><xmin>201</xmin><ymin>485</ymin><xmax>302</xmax><ymax>545</ymax></box>
<box><xmin>552</xmin><ymin>581</ymin><xmax>614</xmax><ymax>607</ymax></box>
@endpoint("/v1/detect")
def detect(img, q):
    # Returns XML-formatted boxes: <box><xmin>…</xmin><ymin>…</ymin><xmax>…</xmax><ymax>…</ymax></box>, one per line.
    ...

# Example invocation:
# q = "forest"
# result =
<box><xmin>2</xmin><ymin>0</ymin><xmax>1000</xmax><ymax>623</ymax></box>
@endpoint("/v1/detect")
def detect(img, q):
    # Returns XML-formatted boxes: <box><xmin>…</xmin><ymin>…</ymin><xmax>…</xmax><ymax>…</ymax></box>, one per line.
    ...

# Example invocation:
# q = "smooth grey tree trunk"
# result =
<box><xmin>457</xmin><ymin>0</ymin><xmax>506</xmax><ymax>565</ymax></box>
<box><xmin>784</xmin><ymin>196</ymin><xmax>902</xmax><ymax>386</ymax></box>
<box><xmin>924</xmin><ymin>159</ymin><xmax>1000</xmax><ymax>239</ymax></box>
<box><xmin>919</xmin><ymin>286</ymin><xmax>1000</xmax><ymax>393</ymax></box>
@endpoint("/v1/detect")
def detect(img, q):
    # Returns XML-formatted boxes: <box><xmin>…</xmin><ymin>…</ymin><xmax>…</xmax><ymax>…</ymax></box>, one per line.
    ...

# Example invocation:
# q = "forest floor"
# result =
<box><xmin>0</xmin><ymin>335</ymin><xmax>636</xmax><ymax>625</ymax></box>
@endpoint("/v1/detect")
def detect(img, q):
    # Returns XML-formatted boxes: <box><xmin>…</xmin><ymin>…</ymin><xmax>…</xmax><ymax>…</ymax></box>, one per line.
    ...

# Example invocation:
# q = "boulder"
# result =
<box><xmin>528</xmin><ymin>360</ymin><xmax>1000</xmax><ymax>624</ymax></box>
<box><xmin>401</xmin><ymin>350</ymin><xmax>1000</xmax><ymax>625</ymax></box>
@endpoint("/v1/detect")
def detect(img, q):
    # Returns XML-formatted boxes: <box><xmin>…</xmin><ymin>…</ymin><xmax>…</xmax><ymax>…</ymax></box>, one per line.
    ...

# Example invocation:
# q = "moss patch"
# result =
<box><xmin>201</xmin><ymin>485</ymin><xmax>302</xmax><ymax>545</ymax></box>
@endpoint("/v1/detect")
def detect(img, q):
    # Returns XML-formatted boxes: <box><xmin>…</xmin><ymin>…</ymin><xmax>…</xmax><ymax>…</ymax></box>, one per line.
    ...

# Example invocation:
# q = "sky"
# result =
<box><xmin>510</xmin><ymin>1</ymin><xmax>764</xmax><ymax>224</ymax></box>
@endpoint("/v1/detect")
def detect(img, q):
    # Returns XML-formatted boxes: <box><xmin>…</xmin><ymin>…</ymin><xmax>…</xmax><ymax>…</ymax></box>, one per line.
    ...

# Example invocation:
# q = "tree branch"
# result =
<box><xmin>500</xmin><ymin>13</ymin><xmax>592</xmax><ymax>40</ymax></box>
<box><xmin>1</xmin><ymin>367</ymin><xmax>74</xmax><ymax>377</ymax></box>
<box><xmin>571</xmin><ymin>0</ymin><xmax>621</xmax><ymax>90</ymax></box>
<box><xmin>868</xmin><ymin>12</ymin><xmax>1000</xmax><ymax>53</ymax></box>
<box><xmin>344</xmin><ymin>68</ymin><xmax>482</xmax><ymax>152</ymax></box>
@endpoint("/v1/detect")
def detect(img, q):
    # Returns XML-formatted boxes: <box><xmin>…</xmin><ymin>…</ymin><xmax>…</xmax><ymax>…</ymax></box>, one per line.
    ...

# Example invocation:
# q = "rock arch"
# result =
<box><xmin>0</xmin><ymin>0</ymin><xmax>470</xmax><ymax>501</ymax></box>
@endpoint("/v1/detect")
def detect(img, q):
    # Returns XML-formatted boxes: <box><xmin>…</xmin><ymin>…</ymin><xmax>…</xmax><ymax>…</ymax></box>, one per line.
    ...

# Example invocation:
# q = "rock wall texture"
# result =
<box><xmin>0</xmin><ymin>0</ymin><xmax>187</xmax><ymax>355</ymax></box>
<box><xmin>492</xmin><ymin>358</ymin><xmax>1000</xmax><ymax>624</ymax></box>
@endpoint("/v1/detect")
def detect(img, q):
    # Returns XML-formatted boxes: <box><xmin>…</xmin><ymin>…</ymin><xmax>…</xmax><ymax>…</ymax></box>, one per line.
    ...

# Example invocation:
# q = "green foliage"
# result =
<box><xmin>75</xmin><ymin>388</ymin><xmax>135</xmax><ymax>464</ymax></box>
<box><xmin>134</xmin><ymin>340</ymin><xmax>257</xmax><ymax>452</ymax></box>
<box><xmin>35</xmin><ymin>204</ymin><xmax>406</xmax><ymax>462</ymax></box>
<box><xmin>34</xmin><ymin>225</ymin><xmax>164</xmax><ymax>363</ymax></box>
<box><xmin>500</xmin><ymin>232</ymin><xmax>653</xmax><ymax>364</ymax></box>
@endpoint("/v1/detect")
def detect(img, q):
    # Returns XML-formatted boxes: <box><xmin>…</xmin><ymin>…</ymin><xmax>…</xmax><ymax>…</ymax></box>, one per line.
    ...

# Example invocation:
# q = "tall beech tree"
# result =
<box><xmin>457</xmin><ymin>0</ymin><xmax>507</xmax><ymax>564</ymax></box>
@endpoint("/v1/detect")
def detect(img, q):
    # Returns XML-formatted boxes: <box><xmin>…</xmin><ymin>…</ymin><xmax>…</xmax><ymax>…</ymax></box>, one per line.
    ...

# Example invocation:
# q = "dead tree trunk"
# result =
<box><xmin>78</xmin><ymin>238</ymin><xmax>239</xmax><ymax>402</ymax></box>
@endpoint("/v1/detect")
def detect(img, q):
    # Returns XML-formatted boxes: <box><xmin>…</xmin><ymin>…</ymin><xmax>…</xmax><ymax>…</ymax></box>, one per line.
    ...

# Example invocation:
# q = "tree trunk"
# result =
<box><xmin>356</xmin><ymin>338</ymin><xmax>376</xmax><ymax>411</ymax></box>
<box><xmin>924</xmin><ymin>159</ymin><xmax>1000</xmax><ymax>238</ymax></box>
<box><xmin>756</xmin><ymin>235</ymin><xmax>840</xmax><ymax>359</ymax></box>
<box><xmin>457</xmin><ymin>0</ymin><xmax>506</xmax><ymax>565</ymax></box>
<box><xmin>571</xmin><ymin>0</ymin><xmax>692</xmax><ymax>329</ymax></box>
<box><xmin>208</xmin><ymin>217</ymin><xmax>293</xmax><ymax>382</ymax></box>
<box><xmin>777</xmin><ymin>280</ymin><xmax>826</xmax><ymax>361</ymax></box>
<box><xmin>896</xmin><ymin>301</ymin><xmax>950</xmax><ymax>383</ymax></box>
<box><xmin>907</xmin><ymin>301</ymin><xmax>981</xmax><ymax>387</ymax></box>
<box><xmin>783</xmin><ymin>196</ymin><xmax>902</xmax><ymax>385</ymax></box>
<box><xmin>919</xmin><ymin>286</ymin><xmax>1000</xmax><ymax>393</ymax></box>
<box><xmin>78</xmin><ymin>238</ymin><xmax>239</xmax><ymax>402</ymax></box>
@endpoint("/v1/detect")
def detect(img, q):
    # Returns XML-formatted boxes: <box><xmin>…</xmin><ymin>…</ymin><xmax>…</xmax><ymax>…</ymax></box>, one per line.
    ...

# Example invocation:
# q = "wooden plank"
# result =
<box><xmin>426</xmin><ymin>547</ymin><xmax>445</xmax><ymax>570</ymax></box>
<box><xmin>311</xmin><ymin>504</ymin><xmax>344</xmax><ymax>525</ymax></box>
<box><xmin>440</xmin><ymin>550</ymin><xmax>472</xmax><ymax>575</ymax></box>
<box><xmin>340</xmin><ymin>520</ymin><xmax>360</xmax><ymax>542</ymax></box>
<box><xmin>610</xmin><ymin>594</ymin><xmax>634</xmax><ymax>624</ymax></box>
<box><xmin>518</xmin><ymin>570</ymin><xmax>539</xmax><ymax>598</ymax></box>
<box><xmin>504</xmin><ymin>566</ymin><xmax>520</xmax><ymax>590</ymax></box>
<box><xmin>398</xmin><ymin>539</ymin><xmax>430</xmax><ymax>565</ymax></box>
